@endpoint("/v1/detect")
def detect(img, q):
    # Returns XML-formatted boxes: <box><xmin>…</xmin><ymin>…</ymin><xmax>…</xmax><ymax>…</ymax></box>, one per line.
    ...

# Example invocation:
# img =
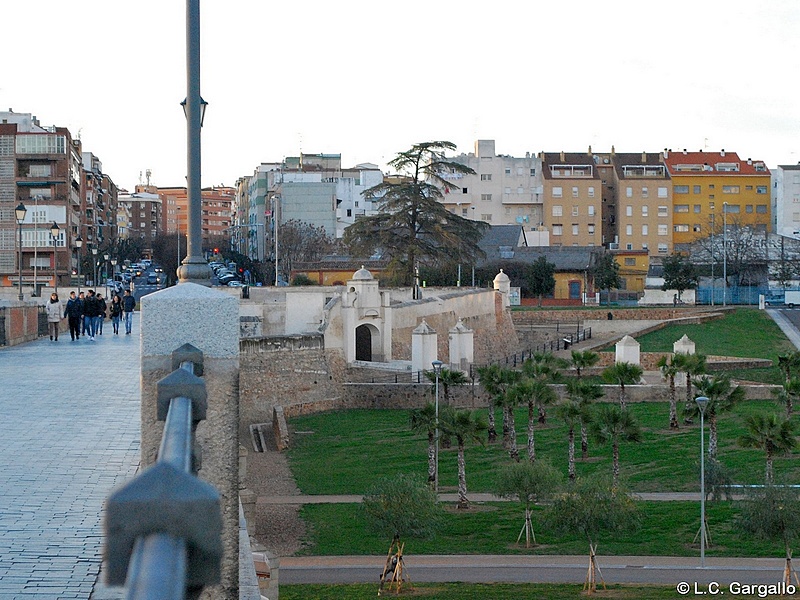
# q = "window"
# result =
<box><xmin>693</xmin><ymin>185</ymin><xmax>701</xmax><ymax>194</ymax></box>
<box><xmin>552</xmin><ymin>205</ymin><xmax>563</xmax><ymax>217</ymax></box>
<box><xmin>624</xmin><ymin>258</ymin><xmax>636</xmax><ymax>266</ymax></box>
<box><xmin>642</xmin><ymin>205</ymin><xmax>648</xmax><ymax>216</ymax></box>
<box><xmin>746</xmin><ymin>185</ymin><xmax>753</xmax><ymax>191</ymax></box>
<box><xmin>674</xmin><ymin>224</ymin><xmax>690</xmax><ymax>232</ymax></box>
<box><xmin>642</xmin><ymin>187</ymin><xmax>649</xmax><ymax>198</ymax></box>
<box><xmin>626</xmin><ymin>187</ymin><xmax>633</xmax><ymax>198</ymax></box>
<box><xmin>588</xmin><ymin>187</ymin><xmax>595</xmax><ymax>198</ymax></box>
<box><xmin>626</xmin><ymin>205</ymin><xmax>633</xmax><ymax>217</ymax></box>
<box><xmin>709</xmin><ymin>202</ymin><xmax>715</xmax><ymax>211</ymax></box>
<box><xmin>709</xmin><ymin>184</ymin><xmax>715</xmax><ymax>189</ymax></box>
<box><xmin>722</xmin><ymin>185</ymin><xmax>740</xmax><ymax>194</ymax></box>
<box><xmin>588</xmin><ymin>205</ymin><xmax>595</xmax><ymax>216</ymax></box>
<box><xmin>756</xmin><ymin>186</ymin><xmax>768</xmax><ymax>194</ymax></box>
<box><xmin>658</xmin><ymin>206</ymin><xmax>668</xmax><ymax>217</ymax></box>
<box><xmin>461</xmin><ymin>208</ymin><xmax>468</xmax><ymax>216</ymax></box>
<box><xmin>517</xmin><ymin>187</ymin><xmax>524</xmax><ymax>195</ymax></box>
<box><xmin>504</xmin><ymin>187</ymin><xmax>511</xmax><ymax>194</ymax></box>
<box><xmin>552</xmin><ymin>186</ymin><xmax>563</xmax><ymax>198</ymax></box>
<box><xmin>674</xmin><ymin>185</ymin><xmax>689</xmax><ymax>194</ymax></box>
<box><xmin>693</xmin><ymin>224</ymin><xmax>702</xmax><ymax>232</ymax></box>
<box><xmin>572</xmin><ymin>206</ymin><xmax>579</xmax><ymax>216</ymax></box>
<box><xmin>642</xmin><ymin>243</ymin><xmax>649</xmax><ymax>250</ymax></box>
<box><xmin>28</xmin><ymin>164</ymin><xmax>52</xmax><ymax>177</ymax></box>
<box><xmin>694</xmin><ymin>204</ymin><xmax>701</xmax><ymax>213</ymax></box>
<box><xmin>530</xmin><ymin>168</ymin><xmax>536</xmax><ymax>176</ymax></box>
<box><xmin>481</xmin><ymin>213</ymin><xmax>492</xmax><ymax>222</ymax></box>
<box><xmin>505</xmin><ymin>168</ymin><xmax>511</xmax><ymax>175</ymax></box>
<box><xmin>462</xmin><ymin>187</ymin><xmax>468</xmax><ymax>194</ymax></box>
<box><xmin>642</xmin><ymin>224</ymin><xmax>649</xmax><ymax>236</ymax></box>
<box><xmin>588</xmin><ymin>223</ymin><xmax>595</xmax><ymax>234</ymax></box>
<box><xmin>572</xmin><ymin>187</ymin><xmax>579</xmax><ymax>198</ymax></box>
<box><xmin>480</xmin><ymin>174</ymin><xmax>492</xmax><ymax>181</ymax></box>
<box><xmin>658</xmin><ymin>243</ymin><xmax>668</xmax><ymax>253</ymax></box>
<box><xmin>626</xmin><ymin>224</ymin><xmax>633</xmax><ymax>236</ymax></box>
<box><xmin>553</xmin><ymin>224</ymin><xmax>563</xmax><ymax>235</ymax></box>
<box><xmin>481</xmin><ymin>193</ymin><xmax>492</xmax><ymax>201</ymax></box>
<box><xmin>517</xmin><ymin>167</ymin><xmax>524</xmax><ymax>176</ymax></box>
<box><xmin>15</xmin><ymin>134</ymin><xmax>67</xmax><ymax>154</ymax></box>
<box><xmin>756</xmin><ymin>204</ymin><xmax>768</xmax><ymax>214</ymax></box>
<box><xmin>724</xmin><ymin>204</ymin><xmax>741</xmax><ymax>213</ymax></box>
<box><xmin>746</xmin><ymin>204</ymin><xmax>753</xmax><ymax>213</ymax></box>
<box><xmin>658</xmin><ymin>187</ymin><xmax>668</xmax><ymax>198</ymax></box>
<box><xmin>572</xmin><ymin>224</ymin><xmax>579</xmax><ymax>236</ymax></box>
<box><xmin>674</xmin><ymin>205</ymin><xmax>689</xmax><ymax>213</ymax></box>
<box><xmin>346</xmin><ymin>209</ymin><xmax>352</xmax><ymax>217</ymax></box>
<box><xmin>658</xmin><ymin>224</ymin><xmax>668</xmax><ymax>236</ymax></box>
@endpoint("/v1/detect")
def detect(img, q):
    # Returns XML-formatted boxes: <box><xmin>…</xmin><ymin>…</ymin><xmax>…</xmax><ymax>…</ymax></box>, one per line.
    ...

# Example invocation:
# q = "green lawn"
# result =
<box><xmin>288</xmin><ymin>402</ymin><xmax>800</xmax><ymax>496</ymax></box>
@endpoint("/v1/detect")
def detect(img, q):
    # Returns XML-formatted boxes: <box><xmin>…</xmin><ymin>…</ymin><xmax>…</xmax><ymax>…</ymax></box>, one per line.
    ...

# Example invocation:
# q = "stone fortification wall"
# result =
<box><xmin>591</xmin><ymin>352</ymin><xmax>773</xmax><ymax>372</ymax></box>
<box><xmin>511</xmin><ymin>307</ymin><xmax>726</xmax><ymax>325</ymax></box>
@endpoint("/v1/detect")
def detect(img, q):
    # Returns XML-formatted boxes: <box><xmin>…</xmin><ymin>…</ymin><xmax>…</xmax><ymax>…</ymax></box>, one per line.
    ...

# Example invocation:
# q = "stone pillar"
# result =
<box><xmin>615</xmin><ymin>334</ymin><xmax>641</xmax><ymax>365</ymax></box>
<box><xmin>411</xmin><ymin>320</ymin><xmax>438</xmax><ymax>374</ymax></box>
<box><xmin>493</xmin><ymin>269</ymin><xmax>511</xmax><ymax>308</ymax></box>
<box><xmin>673</xmin><ymin>334</ymin><xmax>696</xmax><ymax>355</ymax></box>
<box><xmin>448</xmin><ymin>318</ymin><xmax>474</xmax><ymax>373</ymax></box>
<box><xmin>140</xmin><ymin>283</ymin><xmax>240</xmax><ymax>599</ymax></box>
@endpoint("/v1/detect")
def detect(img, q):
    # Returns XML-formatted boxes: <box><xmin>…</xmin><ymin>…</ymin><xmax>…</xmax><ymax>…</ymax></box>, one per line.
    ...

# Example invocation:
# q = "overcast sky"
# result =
<box><xmin>3</xmin><ymin>0</ymin><xmax>798</xmax><ymax>191</ymax></box>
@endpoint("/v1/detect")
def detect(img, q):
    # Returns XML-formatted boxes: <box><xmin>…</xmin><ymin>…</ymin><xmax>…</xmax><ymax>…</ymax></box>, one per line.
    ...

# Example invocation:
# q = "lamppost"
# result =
<box><xmin>33</xmin><ymin>195</ymin><xmax>40</xmax><ymax>296</ymax></box>
<box><xmin>111</xmin><ymin>258</ymin><xmax>117</xmax><ymax>286</ymax></box>
<box><xmin>104</xmin><ymin>253</ymin><xmax>110</xmax><ymax>284</ymax></box>
<box><xmin>91</xmin><ymin>246</ymin><xmax>98</xmax><ymax>287</ymax></box>
<box><xmin>273</xmin><ymin>195</ymin><xmax>281</xmax><ymax>286</ymax></box>
<box><xmin>432</xmin><ymin>359</ymin><xmax>443</xmax><ymax>495</ymax></box>
<box><xmin>710</xmin><ymin>211</ymin><xmax>715</xmax><ymax>306</ymax></box>
<box><xmin>471</xmin><ymin>206</ymin><xmax>476</xmax><ymax>287</ymax></box>
<box><xmin>695</xmin><ymin>395</ymin><xmax>709</xmax><ymax>567</ymax></box>
<box><xmin>15</xmin><ymin>202</ymin><xmax>27</xmax><ymax>301</ymax></box>
<box><xmin>723</xmin><ymin>202</ymin><xmax>728</xmax><ymax>307</ymax></box>
<box><xmin>75</xmin><ymin>236</ymin><xmax>83</xmax><ymax>293</ymax></box>
<box><xmin>50</xmin><ymin>222</ymin><xmax>60</xmax><ymax>294</ymax></box>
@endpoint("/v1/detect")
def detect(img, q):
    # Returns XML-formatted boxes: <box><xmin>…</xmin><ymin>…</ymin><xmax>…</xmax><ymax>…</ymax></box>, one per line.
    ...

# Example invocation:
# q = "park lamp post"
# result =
<box><xmin>104</xmin><ymin>252</ymin><xmax>110</xmax><ymax>283</ymax></box>
<box><xmin>723</xmin><ymin>203</ymin><xmax>728</xmax><ymax>307</ymax></box>
<box><xmin>432</xmin><ymin>359</ymin><xmax>444</xmax><ymax>495</ymax></box>
<box><xmin>91</xmin><ymin>246</ymin><xmax>98</xmax><ymax>287</ymax></box>
<box><xmin>50</xmin><ymin>222</ymin><xmax>60</xmax><ymax>294</ymax></box>
<box><xmin>15</xmin><ymin>202</ymin><xmax>27</xmax><ymax>301</ymax></box>
<box><xmin>75</xmin><ymin>236</ymin><xmax>83</xmax><ymax>293</ymax></box>
<box><xmin>695</xmin><ymin>395</ymin><xmax>709</xmax><ymax>568</ymax></box>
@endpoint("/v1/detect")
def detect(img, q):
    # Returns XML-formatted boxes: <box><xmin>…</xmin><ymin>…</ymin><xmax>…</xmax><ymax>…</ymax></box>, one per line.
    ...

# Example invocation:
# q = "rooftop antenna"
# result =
<box><xmin>138</xmin><ymin>171</ymin><xmax>143</xmax><ymax>185</ymax></box>
<box><xmin>145</xmin><ymin>169</ymin><xmax>152</xmax><ymax>187</ymax></box>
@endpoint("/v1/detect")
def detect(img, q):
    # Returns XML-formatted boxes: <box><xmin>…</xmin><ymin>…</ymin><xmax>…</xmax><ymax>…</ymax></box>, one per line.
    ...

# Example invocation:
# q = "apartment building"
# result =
<box><xmin>540</xmin><ymin>151</ymin><xmax>602</xmax><ymax>247</ymax></box>
<box><xmin>118</xmin><ymin>188</ymin><xmax>162</xmax><ymax>257</ymax></box>
<box><xmin>611</xmin><ymin>152</ymin><xmax>673</xmax><ymax>255</ymax></box>
<box><xmin>155</xmin><ymin>185</ymin><xmax>234</xmax><ymax>253</ymax></box>
<box><xmin>444</xmin><ymin>140</ymin><xmax>543</xmax><ymax>229</ymax></box>
<box><xmin>662</xmin><ymin>150</ymin><xmax>771</xmax><ymax>250</ymax></box>
<box><xmin>773</xmin><ymin>164</ymin><xmax>800</xmax><ymax>238</ymax></box>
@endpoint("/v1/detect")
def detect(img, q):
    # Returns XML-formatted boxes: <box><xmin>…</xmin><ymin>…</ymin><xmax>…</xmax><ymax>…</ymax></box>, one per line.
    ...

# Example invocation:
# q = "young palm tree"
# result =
<box><xmin>601</xmin><ymin>361</ymin><xmax>643</xmax><ymax>410</ymax></box>
<box><xmin>512</xmin><ymin>378</ymin><xmax>558</xmax><ymax>463</ymax></box>
<box><xmin>688</xmin><ymin>375</ymin><xmax>745</xmax><ymax>458</ymax></box>
<box><xmin>777</xmin><ymin>351</ymin><xmax>800</xmax><ymax>382</ymax></box>
<box><xmin>673</xmin><ymin>353</ymin><xmax>707</xmax><ymax>422</ymax></box>
<box><xmin>424</xmin><ymin>367</ymin><xmax>469</xmax><ymax>405</ymax></box>
<box><xmin>555</xmin><ymin>398</ymin><xmax>584</xmax><ymax>481</ymax></box>
<box><xmin>439</xmin><ymin>407</ymin><xmax>488</xmax><ymax>509</ymax></box>
<box><xmin>773</xmin><ymin>377</ymin><xmax>800</xmax><ymax>419</ymax></box>
<box><xmin>738</xmin><ymin>413</ymin><xmax>797</xmax><ymax>485</ymax></box>
<box><xmin>500</xmin><ymin>382</ymin><xmax>526</xmax><ymax>462</ymax></box>
<box><xmin>409</xmin><ymin>403</ymin><xmax>438</xmax><ymax>485</ymax></box>
<box><xmin>522</xmin><ymin>352</ymin><xmax>564</xmax><ymax>424</ymax></box>
<box><xmin>566</xmin><ymin>378</ymin><xmax>603</xmax><ymax>459</ymax></box>
<box><xmin>476</xmin><ymin>364</ymin><xmax>520</xmax><ymax>444</ymax></box>
<box><xmin>656</xmin><ymin>354</ymin><xmax>681</xmax><ymax>429</ymax></box>
<box><xmin>590</xmin><ymin>404</ymin><xmax>642</xmax><ymax>490</ymax></box>
<box><xmin>570</xmin><ymin>350</ymin><xmax>600</xmax><ymax>379</ymax></box>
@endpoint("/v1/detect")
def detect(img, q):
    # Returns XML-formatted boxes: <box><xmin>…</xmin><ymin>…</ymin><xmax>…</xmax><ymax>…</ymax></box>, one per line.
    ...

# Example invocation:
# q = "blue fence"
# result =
<box><xmin>695</xmin><ymin>285</ymin><xmax>771</xmax><ymax>305</ymax></box>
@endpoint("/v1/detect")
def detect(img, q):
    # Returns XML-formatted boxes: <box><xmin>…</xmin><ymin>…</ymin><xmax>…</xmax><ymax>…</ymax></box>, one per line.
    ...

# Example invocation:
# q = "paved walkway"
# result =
<box><xmin>0</xmin><ymin>316</ymin><xmax>142</xmax><ymax>599</ymax></box>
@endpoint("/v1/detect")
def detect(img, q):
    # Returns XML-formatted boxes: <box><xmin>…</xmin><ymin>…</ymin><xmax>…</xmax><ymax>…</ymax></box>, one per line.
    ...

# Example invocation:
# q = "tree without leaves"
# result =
<box><xmin>525</xmin><ymin>256</ymin><xmax>556</xmax><ymax>307</ymax></box>
<box><xmin>591</xmin><ymin>251</ymin><xmax>622</xmax><ymax>305</ymax></box>
<box><xmin>661</xmin><ymin>253</ymin><xmax>698</xmax><ymax>301</ymax></box>
<box><xmin>277</xmin><ymin>219</ymin><xmax>338</xmax><ymax>282</ymax></box>
<box><xmin>601</xmin><ymin>361</ymin><xmax>643</xmax><ymax>410</ymax></box>
<box><xmin>342</xmin><ymin>141</ymin><xmax>488</xmax><ymax>286</ymax></box>
<box><xmin>590</xmin><ymin>404</ymin><xmax>642</xmax><ymax>491</ymax></box>
<box><xmin>738</xmin><ymin>413</ymin><xmax>797</xmax><ymax>486</ymax></box>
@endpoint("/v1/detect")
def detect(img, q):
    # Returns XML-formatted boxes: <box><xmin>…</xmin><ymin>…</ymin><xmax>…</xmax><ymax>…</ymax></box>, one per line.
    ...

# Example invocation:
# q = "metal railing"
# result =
<box><xmin>104</xmin><ymin>344</ymin><xmax>222</xmax><ymax>599</ymax></box>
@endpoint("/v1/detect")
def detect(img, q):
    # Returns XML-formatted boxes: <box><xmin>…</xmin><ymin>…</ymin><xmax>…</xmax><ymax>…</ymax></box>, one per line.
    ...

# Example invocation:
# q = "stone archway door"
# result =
<box><xmin>355</xmin><ymin>324</ymin><xmax>372</xmax><ymax>361</ymax></box>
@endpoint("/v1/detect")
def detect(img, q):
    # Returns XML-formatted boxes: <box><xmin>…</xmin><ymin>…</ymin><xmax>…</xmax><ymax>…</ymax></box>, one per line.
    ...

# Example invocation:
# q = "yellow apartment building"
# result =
<box><xmin>662</xmin><ymin>150</ymin><xmax>771</xmax><ymax>249</ymax></box>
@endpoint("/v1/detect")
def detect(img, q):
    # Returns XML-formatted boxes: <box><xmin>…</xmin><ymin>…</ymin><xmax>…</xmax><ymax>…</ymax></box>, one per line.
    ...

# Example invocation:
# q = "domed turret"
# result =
<box><xmin>352</xmin><ymin>265</ymin><xmax>373</xmax><ymax>281</ymax></box>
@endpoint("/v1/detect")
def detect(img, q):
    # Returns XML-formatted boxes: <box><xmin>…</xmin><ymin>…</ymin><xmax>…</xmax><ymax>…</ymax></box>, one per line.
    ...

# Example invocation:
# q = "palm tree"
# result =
<box><xmin>500</xmin><ymin>382</ymin><xmax>525</xmax><ymax>462</ymax></box>
<box><xmin>566</xmin><ymin>378</ymin><xmax>603</xmax><ymax>460</ymax></box>
<box><xmin>439</xmin><ymin>407</ymin><xmax>488</xmax><ymax>509</ymax></box>
<box><xmin>738</xmin><ymin>413</ymin><xmax>797</xmax><ymax>485</ymax></box>
<box><xmin>601</xmin><ymin>361</ymin><xmax>643</xmax><ymax>410</ymax></box>
<box><xmin>672</xmin><ymin>353</ymin><xmax>706</xmax><ymax>423</ymax></box>
<box><xmin>409</xmin><ymin>403</ymin><xmax>438</xmax><ymax>485</ymax></box>
<box><xmin>773</xmin><ymin>376</ymin><xmax>800</xmax><ymax>419</ymax></box>
<box><xmin>477</xmin><ymin>364</ymin><xmax>520</xmax><ymax>444</ymax></box>
<box><xmin>555</xmin><ymin>398</ymin><xmax>584</xmax><ymax>481</ymax></box>
<box><xmin>590</xmin><ymin>404</ymin><xmax>642</xmax><ymax>490</ymax></box>
<box><xmin>424</xmin><ymin>367</ymin><xmax>469</xmax><ymax>405</ymax></box>
<box><xmin>512</xmin><ymin>378</ymin><xmax>558</xmax><ymax>463</ymax></box>
<box><xmin>777</xmin><ymin>351</ymin><xmax>800</xmax><ymax>382</ymax></box>
<box><xmin>656</xmin><ymin>354</ymin><xmax>681</xmax><ymax>429</ymax></box>
<box><xmin>570</xmin><ymin>350</ymin><xmax>600</xmax><ymax>379</ymax></box>
<box><xmin>688</xmin><ymin>375</ymin><xmax>745</xmax><ymax>458</ymax></box>
<box><xmin>522</xmin><ymin>352</ymin><xmax>564</xmax><ymax>424</ymax></box>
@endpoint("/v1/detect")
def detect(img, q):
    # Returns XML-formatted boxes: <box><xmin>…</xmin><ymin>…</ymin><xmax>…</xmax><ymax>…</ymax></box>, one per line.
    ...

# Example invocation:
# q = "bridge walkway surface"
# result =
<box><xmin>0</xmin><ymin>315</ymin><xmax>142</xmax><ymax>599</ymax></box>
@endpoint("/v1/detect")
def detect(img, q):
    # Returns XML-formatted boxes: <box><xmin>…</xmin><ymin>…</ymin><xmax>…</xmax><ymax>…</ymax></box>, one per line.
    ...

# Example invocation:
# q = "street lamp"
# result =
<box><xmin>695</xmin><ymin>395</ymin><xmax>709</xmax><ymax>568</ymax></box>
<box><xmin>710</xmin><ymin>212</ymin><xmax>715</xmax><ymax>306</ymax></box>
<box><xmin>91</xmin><ymin>246</ymin><xmax>98</xmax><ymax>287</ymax></box>
<box><xmin>15</xmin><ymin>202</ymin><xmax>27</xmax><ymax>301</ymax></box>
<box><xmin>723</xmin><ymin>203</ymin><xmax>728</xmax><ymax>307</ymax></box>
<box><xmin>75</xmin><ymin>236</ymin><xmax>83</xmax><ymax>293</ymax></box>
<box><xmin>50</xmin><ymin>222</ymin><xmax>60</xmax><ymax>294</ymax></box>
<box><xmin>432</xmin><ymin>359</ymin><xmax>444</xmax><ymax>495</ymax></box>
<box><xmin>111</xmin><ymin>258</ymin><xmax>117</xmax><ymax>285</ymax></box>
<box><xmin>104</xmin><ymin>253</ymin><xmax>110</xmax><ymax>283</ymax></box>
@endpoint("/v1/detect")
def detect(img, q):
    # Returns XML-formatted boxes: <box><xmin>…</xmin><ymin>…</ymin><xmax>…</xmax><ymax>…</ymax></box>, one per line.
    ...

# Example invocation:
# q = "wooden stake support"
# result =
<box><xmin>785</xmin><ymin>549</ymin><xmax>800</xmax><ymax>589</ymax></box>
<box><xmin>583</xmin><ymin>543</ymin><xmax>606</xmax><ymax>595</ymax></box>
<box><xmin>516</xmin><ymin>507</ymin><xmax>536</xmax><ymax>548</ymax></box>
<box><xmin>378</xmin><ymin>535</ymin><xmax>411</xmax><ymax>596</ymax></box>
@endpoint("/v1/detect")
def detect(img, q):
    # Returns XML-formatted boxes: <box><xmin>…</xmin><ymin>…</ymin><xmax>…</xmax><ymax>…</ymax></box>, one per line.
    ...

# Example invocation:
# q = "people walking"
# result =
<box><xmin>95</xmin><ymin>293</ymin><xmax>107</xmax><ymax>335</ymax></box>
<box><xmin>122</xmin><ymin>289</ymin><xmax>136</xmax><ymax>335</ymax></box>
<box><xmin>109</xmin><ymin>294</ymin><xmax>122</xmax><ymax>335</ymax></box>
<box><xmin>46</xmin><ymin>293</ymin><xmax>62</xmax><ymax>341</ymax></box>
<box><xmin>64</xmin><ymin>291</ymin><xmax>83</xmax><ymax>341</ymax></box>
<box><xmin>83</xmin><ymin>289</ymin><xmax>98</xmax><ymax>340</ymax></box>
<box><xmin>79</xmin><ymin>292</ymin><xmax>88</xmax><ymax>336</ymax></box>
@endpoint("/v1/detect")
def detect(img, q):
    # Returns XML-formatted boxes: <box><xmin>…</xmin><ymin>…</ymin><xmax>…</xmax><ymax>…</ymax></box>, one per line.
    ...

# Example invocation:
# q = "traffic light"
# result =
<box><xmin>238</xmin><ymin>267</ymin><xmax>244</xmax><ymax>274</ymax></box>
<box><xmin>213</xmin><ymin>247</ymin><xmax>219</xmax><ymax>254</ymax></box>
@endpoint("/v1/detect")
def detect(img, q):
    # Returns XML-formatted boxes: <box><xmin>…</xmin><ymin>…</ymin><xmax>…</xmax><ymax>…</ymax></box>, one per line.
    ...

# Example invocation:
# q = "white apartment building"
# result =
<box><xmin>442</xmin><ymin>140</ymin><xmax>544</xmax><ymax>230</ymax></box>
<box><xmin>773</xmin><ymin>164</ymin><xmax>800</xmax><ymax>238</ymax></box>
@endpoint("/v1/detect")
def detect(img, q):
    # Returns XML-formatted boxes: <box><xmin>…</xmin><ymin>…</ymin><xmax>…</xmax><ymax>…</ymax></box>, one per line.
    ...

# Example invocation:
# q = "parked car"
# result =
<box><xmin>146</xmin><ymin>273</ymin><xmax>159</xmax><ymax>285</ymax></box>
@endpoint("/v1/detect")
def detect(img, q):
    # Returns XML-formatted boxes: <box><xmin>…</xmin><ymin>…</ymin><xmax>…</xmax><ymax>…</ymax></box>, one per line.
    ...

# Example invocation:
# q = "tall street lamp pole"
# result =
<box><xmin>104</xmin><ymin>253</ymin><xmax>110</xmax><ymax>283</ymax></box>
<box><xmin>15</xmin><ymin>202</ymin><xmax>27</xmax><ymax>301</ymax></box>
<box><xmin>33</xmin><ymin>195</ymin><xmax>39</xmax><ymax>296</ymax></box>
<box><xmin>75</xmin><ymin>236</ymin><xmax>83</xmax><ymax>293</ymax></box>
<box><xmin>432</xmin><ymin>359</ymin><xmax>443</xmax><ymax>496</ymax></box>
<box><xmin>273</xmin><ymin>195</ymin><xmax>281</xmax><ymax>287</ymax></box>
<box><xmin>696</xmin><ymin>395</ymin><xmax>709</xmax><ymax>568</ymax></box>
<box><xmin>723</xmin><ymin>203</ymin><xmax>728</xmax><ymax>307</ymax></box>
<box><xmin>710</xmin><ymin>212</ymin><xmax>715</xmax><ymax>306</ymax></box>
<box><xmin>91</xmin><ymin>246</ymin><xmax>98</xmax><ymax>287</ymax></box>
<box><xmin>177</xmin><ymin>0</ymin><xmax>211</xmax><ymax>284</ymax></box>
<box><xmin>50</xmin><ymin>222</ymin><xmax>60</xmax><ymax>294</ymax></box>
